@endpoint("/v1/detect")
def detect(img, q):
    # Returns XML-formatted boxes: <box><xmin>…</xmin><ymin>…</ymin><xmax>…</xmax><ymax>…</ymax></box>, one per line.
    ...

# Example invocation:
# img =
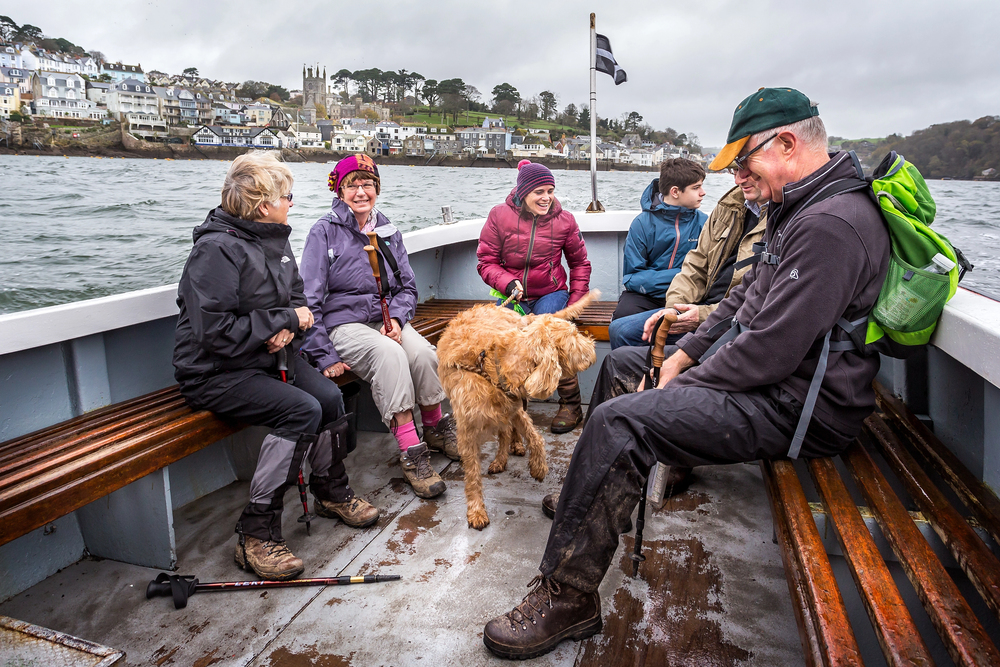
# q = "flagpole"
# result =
<box><xmin>587</xmin><ymin>12</ymin><xmax>604</xmax><ymax>213</ymax></box>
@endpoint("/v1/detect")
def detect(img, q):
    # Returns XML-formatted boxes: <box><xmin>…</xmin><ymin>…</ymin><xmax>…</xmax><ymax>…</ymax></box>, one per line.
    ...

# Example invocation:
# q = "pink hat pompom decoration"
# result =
<box><xmin>517</xmin><ymin>159</ymin><xmax>532</xmax><ymax>170</ymax></box>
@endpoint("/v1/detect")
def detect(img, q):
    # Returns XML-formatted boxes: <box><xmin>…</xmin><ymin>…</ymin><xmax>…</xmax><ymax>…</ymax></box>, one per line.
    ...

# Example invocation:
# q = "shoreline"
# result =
<box><xmin>0</xmin><ymin>142</ymin><xmax>657</xmax><ymax>171</ymax></box>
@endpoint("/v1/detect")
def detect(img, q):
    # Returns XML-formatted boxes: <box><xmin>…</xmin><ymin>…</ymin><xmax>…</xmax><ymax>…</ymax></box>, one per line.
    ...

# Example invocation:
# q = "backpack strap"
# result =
<box><xmin>698</xmin><ymin>317</ymin><xmax>746</xmax><ymax>363</ymax></box>
<box><xmin>373</xmin><ymin>233</ymin><xmax>404</xmax><ymax>296</ymax></box>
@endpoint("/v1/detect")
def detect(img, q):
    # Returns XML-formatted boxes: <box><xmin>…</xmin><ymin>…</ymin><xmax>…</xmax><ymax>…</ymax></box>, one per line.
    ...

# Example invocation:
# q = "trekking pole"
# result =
<box><xmin>146</xmin><ymin>572</ymin><xmax>401</xmax><ymax>609</ymax></box>
<box><xmin>631</xmin><ymin>312</ymin><xmax>676</xmax><ymax>577</ymax></box>
<box><xmin>364</xmin><ymin>231</ymin><xmax>393</xmax><ymax>335</ymax></box>
<box><xmin>276</xmin><ymin>347</ymin><xmax>315</xmax><ymax>535</ymax></box>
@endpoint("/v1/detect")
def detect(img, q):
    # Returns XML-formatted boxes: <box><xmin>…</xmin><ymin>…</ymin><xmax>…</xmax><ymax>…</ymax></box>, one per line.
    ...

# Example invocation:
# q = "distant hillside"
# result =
<box><xmin>833</xmin><ymin>116</ymin><xmax>1000</xmax><ymax>181</ymax></box>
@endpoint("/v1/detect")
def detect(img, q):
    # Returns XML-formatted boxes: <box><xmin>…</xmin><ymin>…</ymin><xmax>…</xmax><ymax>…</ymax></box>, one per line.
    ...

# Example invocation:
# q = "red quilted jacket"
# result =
<box><xmin>476</xmin><ymin>191</ymin><xmax>592</xmax><ymax>304</ymax></box>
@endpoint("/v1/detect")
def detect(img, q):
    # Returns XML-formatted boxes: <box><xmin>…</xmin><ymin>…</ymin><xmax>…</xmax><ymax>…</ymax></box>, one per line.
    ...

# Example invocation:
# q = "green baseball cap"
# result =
<box><xmin>709</xmin><ymin>87</ymin><xmax>819</xmax><ymax>171</ymax></box>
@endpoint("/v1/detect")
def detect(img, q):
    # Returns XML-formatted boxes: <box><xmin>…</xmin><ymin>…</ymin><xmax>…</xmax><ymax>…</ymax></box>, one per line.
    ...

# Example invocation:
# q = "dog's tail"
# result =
<box><xmin>551</xmin><ymin>289</ymin><xmax>601</xmax><ymax>321</ymax></box>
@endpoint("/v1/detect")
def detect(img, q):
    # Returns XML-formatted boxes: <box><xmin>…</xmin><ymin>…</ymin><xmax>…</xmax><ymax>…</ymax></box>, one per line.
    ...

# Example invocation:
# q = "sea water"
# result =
<box><xmin>1</xmin><ymin>155</ymin><xmax>998</xmax><ymax>315</ymax></box>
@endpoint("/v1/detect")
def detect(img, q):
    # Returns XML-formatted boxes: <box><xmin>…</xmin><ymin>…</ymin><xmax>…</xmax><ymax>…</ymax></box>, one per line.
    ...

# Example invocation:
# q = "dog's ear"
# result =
<box><xmin>521</xmin><ymin>333</ymin><xmax>563</xmax><ymax>398</ymax></box>
<box><xmin>561</xmin><ymin>330</ymin><xmax>597</xmax><ymax>374</ymax></box>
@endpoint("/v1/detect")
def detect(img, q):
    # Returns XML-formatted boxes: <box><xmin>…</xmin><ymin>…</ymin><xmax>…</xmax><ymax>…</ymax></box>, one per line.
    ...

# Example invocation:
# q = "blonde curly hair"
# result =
<box><xmin>220</xmin><ymin>151</ymin><xmax>294</xmax><ymax>220</ymax></box>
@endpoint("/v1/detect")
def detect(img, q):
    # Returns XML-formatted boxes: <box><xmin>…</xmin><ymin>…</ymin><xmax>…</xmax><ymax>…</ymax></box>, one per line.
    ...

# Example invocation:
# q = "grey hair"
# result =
<box><xmin>220</xmin><ymin>151</ymin><xmax>294</xmax><ymax>220</ymax></box>
<box><xmin>750</xmin><ymin>114</ymin><xmax>827</xmax><ymax>153</ymax></box>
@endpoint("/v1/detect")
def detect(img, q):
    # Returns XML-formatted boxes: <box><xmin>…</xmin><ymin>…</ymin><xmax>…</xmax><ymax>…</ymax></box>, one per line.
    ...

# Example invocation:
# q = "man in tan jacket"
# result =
<box><xmin>541</xmin><ymin>173</ymin><xmax>767</xmax><ymax>518</ymax></box>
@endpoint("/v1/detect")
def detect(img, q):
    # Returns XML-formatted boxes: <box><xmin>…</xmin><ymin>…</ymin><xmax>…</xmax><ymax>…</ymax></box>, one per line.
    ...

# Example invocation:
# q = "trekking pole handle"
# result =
<box><xmin>363</xmin><ymin>232</ymin><xmax>381</xmax><ymax>283</ymax></box>
<box><xmin>650</xmin><ymin>310</ymin><xmax>678</xmax><ymax>369</ymax></box>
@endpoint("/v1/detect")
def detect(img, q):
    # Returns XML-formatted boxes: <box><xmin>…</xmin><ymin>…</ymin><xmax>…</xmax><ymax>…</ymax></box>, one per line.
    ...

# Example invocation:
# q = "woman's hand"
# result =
<box><xmin>667</xmin><ymin>304</ymin><xmax>701</xmax><ymax>334</ymax></box>
<box><xmin>381</xmin><ymin>318</ymin><xmax>403</xmax><ymax>344</ymax></box>
<box><xmin>323</xmin><ymin>362</ymin><xmax>351</xmax><ymax>378</ymax></box>
<box><xmin>266</xmin><ymin>329</ymin><xmax>295</xmax><ymax>354</ymax></box>
<box><xmin>294</xmin><ymin>306</ymin><xmax>315</xmax><ymax>331</ymax></box>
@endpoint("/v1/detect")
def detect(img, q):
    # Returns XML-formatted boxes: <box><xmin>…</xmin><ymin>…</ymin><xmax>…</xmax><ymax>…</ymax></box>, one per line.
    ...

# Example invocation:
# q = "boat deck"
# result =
<box><xmin>0</xmin><ymin>403</ymin><xmax>803</xmax><ymax>666</ymax></box>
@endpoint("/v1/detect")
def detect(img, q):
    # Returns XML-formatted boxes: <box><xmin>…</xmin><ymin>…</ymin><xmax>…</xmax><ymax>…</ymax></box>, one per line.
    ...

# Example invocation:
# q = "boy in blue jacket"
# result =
<box><xmin>609</xmin><ymin>158</ymin><xmax>707</xmax><ymax>348</ymax></box>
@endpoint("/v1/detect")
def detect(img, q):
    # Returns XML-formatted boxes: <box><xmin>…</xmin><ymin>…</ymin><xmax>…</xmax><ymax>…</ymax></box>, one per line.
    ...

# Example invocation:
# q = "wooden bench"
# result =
<box><xmin>0</xmin><ymin>300</ymin><xmax>611</xmax><ymax>551</ymax></box>
<box><xmin>410</xmin><ymin>298</ymin><xmax>618</xmax><ymax>342</ymax></box>
<box><xmin>762</xmin><ymin>381</ymin><xmax>1000</xmax><ymax>665</ymax></box>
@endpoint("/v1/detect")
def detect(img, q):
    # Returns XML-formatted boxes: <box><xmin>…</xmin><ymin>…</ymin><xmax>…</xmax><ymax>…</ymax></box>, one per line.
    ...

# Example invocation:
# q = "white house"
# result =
<box><xmin>0</xmin><ymin>67</ymin><xmax>30</xmax><ymax>94</ymax></box>
<box><xmin>293</xmin><ymin>124</ymin><xmax>323</xmax><ymax>147</ymax></box>
<box><xmin>102</xmin><ymin>63</ymin><xmax>145</xmax><ymax>83</ymax></box>
<box><xmin>0</xmin><ymin>44</ymin><xmax>23</xmax><ymax>69</ymax></box>
<box><xmin>628</xmin><ymin>150</ymin><xmax>654</xmax><ymax>167</ymax></box>
<box><xmin>30</xmin><ymin>71</ymin><xmax>105</xmax><ymax>120</ymax></box>
<box><xmin>0</xmin><ymin>84</ymin><xmax>20</xmax><ymax>119</ymax></box>
<box><xmin>331</xmin><ymin>132</ymin><xmax>369</xmax><ymax>153</ymax></box>
<box><xmin>192</xmin><ymin>125</ymin><xmax>280</xmax><ymax>148</ymax></box>
<box><xmin>107</xmin><ymin>78</ymin><xmax>159</xmax><ymax>119</ymax></box>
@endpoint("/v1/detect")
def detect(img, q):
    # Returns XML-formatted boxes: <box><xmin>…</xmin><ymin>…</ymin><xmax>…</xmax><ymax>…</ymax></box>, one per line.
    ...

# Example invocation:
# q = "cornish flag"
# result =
<box><xmin>595</xmin><ymin>34</ymin><xmax>627</xmax><ymax>85</ymax></box>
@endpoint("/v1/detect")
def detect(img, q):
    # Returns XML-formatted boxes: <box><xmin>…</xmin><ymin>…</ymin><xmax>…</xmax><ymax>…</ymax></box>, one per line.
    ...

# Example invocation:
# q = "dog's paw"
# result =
<box><xmin>467</xmin><ymin>509</ymin><xmax>490</xmax><ymax>530</ymax></box>
<box><xmin>511</xmin><ymin>441</ymin><xmax>526</xmax><ymax>456</ymax></box>
<box><xmin>529</xmin><ymin>461</ymin><xmax>548</xmax><ymax>482</ymax></box>
<box><xmin>487</xmin><ymin>459</ymin><xmax>507</xmax><ymax>474</ymax></box>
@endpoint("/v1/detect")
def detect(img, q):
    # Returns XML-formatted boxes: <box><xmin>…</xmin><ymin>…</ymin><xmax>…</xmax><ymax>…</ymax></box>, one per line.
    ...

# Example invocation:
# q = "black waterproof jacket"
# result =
<box><xmin>173</xmin><ymin>208</ymin><xmax>305</xmax><ymax>387</ymax></box>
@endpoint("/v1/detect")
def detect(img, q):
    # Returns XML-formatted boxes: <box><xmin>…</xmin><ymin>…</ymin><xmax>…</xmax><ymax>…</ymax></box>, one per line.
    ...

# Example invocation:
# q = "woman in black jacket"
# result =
<box><xmin>172</xmin><ymin>152</ymin><xmax>377</xmax><ymax>581</ymax></box>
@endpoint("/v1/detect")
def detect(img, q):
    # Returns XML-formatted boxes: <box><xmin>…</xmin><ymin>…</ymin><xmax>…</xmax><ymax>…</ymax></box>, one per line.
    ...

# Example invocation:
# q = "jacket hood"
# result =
<box><xmin>192</xmin><ymin>207</ymin><xmax>291</xmax><ymax>243</ymax></box>
<box><xmin>504</xmin><ymin>188</ymin><xmax>564</xmax><ymax>224</ymax></box>
<box><xmin>640</xmin><ymin>178</ymin><xmax>703</xmax><ymax>221</ymax></box>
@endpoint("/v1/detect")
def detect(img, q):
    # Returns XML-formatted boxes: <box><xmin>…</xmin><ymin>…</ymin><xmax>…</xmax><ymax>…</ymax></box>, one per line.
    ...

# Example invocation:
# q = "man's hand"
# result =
<box><xmin>266</xmin><ymin>329</ymin><xmax>294</xmax><ymax>354</ymax></box>
<box><xmin>323</xmin><ymin>362</ymin><xmax>351</xmax><ymax>379</ymax></box>
<box><xmin>381</xmin><ymin>318</ymin><xmax>403</xmax><ymax>344</ymax></box>
<box><xmin>657</xmin><ymin>348</ymin><xmax>695</xmax><ymax>389</ymax></box>
<box><xmin>294</xmin><ymin>306</ymin><xmax>315</xmax><ymax>331</ymax></box>
<box><xmin>641</xmin><ymin>309</ymin><xmax>672</xmax><ymax>342</ymax></box>
<box><xmin>668</xmin><ymin>303</ymin><xmax>700</xmax><ymax>334</ymax></box>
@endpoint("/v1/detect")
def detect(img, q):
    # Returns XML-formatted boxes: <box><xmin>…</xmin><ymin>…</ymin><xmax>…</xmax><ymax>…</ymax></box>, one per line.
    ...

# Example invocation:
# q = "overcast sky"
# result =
<box><xmin>15</xmin><ymin>0</ymin><xmax>1000</xmax><ymax>148</ymax></box>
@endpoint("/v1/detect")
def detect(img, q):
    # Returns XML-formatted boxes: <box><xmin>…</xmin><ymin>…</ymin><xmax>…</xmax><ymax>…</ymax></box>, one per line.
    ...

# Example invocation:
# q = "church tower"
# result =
<box><xmin>302</xmin><ymin>64</ymin><xmax>327</xmax><ymax>125</ymax></box>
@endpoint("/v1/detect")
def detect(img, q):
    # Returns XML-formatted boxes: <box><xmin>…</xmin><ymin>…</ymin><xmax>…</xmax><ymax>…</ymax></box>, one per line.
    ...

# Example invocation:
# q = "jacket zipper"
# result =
<box><xmin>667</xmin><ymin>212</ymin><xmax>681</xmax><ymax>268</ymax></box>
<box><xmin>522</xmin><ymin>214</ymin><xmax>539</xmax><ymax>299</ymax></box>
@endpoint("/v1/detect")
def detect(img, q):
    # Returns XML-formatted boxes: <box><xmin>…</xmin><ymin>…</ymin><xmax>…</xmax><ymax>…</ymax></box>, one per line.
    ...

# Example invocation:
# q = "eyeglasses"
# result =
<box><xmin>343</xmin><ymin>182</ymin><xmax>377</xmax><ymax>193</ymax></box>
<box><xmin>727</xmin><ymin>133</ymin><xmax>778</xmax><ymax>175</ymax></box>
<box><xmin>280</xmin><ymin>193</ymin><xmax>293</xmax><ymax>202</ymax></box>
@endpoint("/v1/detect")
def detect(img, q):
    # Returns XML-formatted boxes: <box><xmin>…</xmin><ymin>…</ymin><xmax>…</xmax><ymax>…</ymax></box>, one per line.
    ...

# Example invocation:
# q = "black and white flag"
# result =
<box><xmin>595</xmin><ymin>34</ymin><xmax>627</xmax><ymax>85</ymax></box>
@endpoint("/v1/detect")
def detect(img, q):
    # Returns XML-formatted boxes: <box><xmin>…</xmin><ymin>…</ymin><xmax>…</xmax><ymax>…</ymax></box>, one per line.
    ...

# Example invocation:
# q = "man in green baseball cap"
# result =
<box><xmin>483</xmin><ymin>87</ymin><xmax>891</xmax><ymax>661</ymax></box>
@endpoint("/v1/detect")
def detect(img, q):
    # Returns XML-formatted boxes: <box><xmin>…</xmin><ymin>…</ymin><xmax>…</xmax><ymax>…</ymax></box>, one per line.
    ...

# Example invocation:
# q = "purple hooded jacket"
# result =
<box><xmin>300</xmin><ymin>198</ymin><xmax>418</xmax><ymax>371</ymax></box>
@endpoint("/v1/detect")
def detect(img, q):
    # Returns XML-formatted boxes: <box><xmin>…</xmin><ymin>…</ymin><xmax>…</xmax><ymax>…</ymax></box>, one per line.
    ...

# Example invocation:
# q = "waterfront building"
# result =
<box><xmin>212</xmin><ymin>104</ymin><xmax>245</xmax><ymax>125</ymax></box>
<box><xmin>267</xmin><ymin>107</ymin><xmax>292</xmax><ymax>131</ymax></box>
<box><xmin>154</xmin><ymin>87</ymin><xmax>212</xmax><ymax>126</ymax></box>
<box><xmin>191</xmin><ymin>124</ymin><xmax>280</xmax><ymax>148</ymax></box>
<box><xmin>430</xmin><ymin>132</ymin><xmax>460</xmax><ymax>156</ymax></box>
<box><xmin>240</xmin><ymin>103</ymin><xmax>274</xmax><ymax>126</ymax></box>
<box><xmin>0</xmin><ymin>44</ymin><xmax>24</xmax><ymax>69</ymax></box>
<box><xmin>0</xmin><ymin>67</ymin><xmax>30</xmax><ymax>95</ymax></box>
<box><xmin>126</xmin><ymin>113</ymin><xmax>168</xmax><ymax>141</ymax></box>
<box><xmin>29</xmin><ymin>71</ymin><xmax>105</xmax><ymax>120</ymax></box>
<box><xmin>403</xmin><ymin>134</ymin><xmax>425</xmax><ymax>156</ymax></box>
<box><xmin>85</xmin><ymin>81</ymin><xmax>110</xmax><ymax>106</ymax></box>
<box><xmin>0</xmin><ymin>84</ymin><xmax>20</xmax><ymax>119</ymax></box>
<box><xmin>106</xmin><ymin>78</ymin><xmax>159</xmax><ymax>120</ymax></box>
<box><xmin>330</xmin><ymin>132</ymin><xmax>367</xmax><ymax>153</ymax></box>
<box><xmin>628</xmin><ymin>149</ymin><xmax>654</xmax><ymax>167</ymax></box>
<box><xmin>292</xmin><ymin>123</ymin><xmax>322</xmax><ymax>147</ymax></box>
<box><xmin>102</xmin><ymin>63</ymin><xmax>145</xmax><ymax>83</ymax></box>
<box><xmin>456</xmin><ymin>126</ymin><xmax>511</xmax><ymax>155</ymax></box>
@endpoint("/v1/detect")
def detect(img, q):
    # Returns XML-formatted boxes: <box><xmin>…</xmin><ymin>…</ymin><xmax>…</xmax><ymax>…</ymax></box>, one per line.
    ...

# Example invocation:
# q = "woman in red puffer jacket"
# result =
<box><xmin>476</xmin><ymin>160</ymin><xmax>592</xmax><ymax>434</ymax></box>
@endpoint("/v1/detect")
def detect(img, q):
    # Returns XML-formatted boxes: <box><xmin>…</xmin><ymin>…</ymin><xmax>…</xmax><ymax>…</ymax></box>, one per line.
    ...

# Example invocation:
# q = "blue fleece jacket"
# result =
<box><xmin>622</xmin><ymin>178</ymin><xmax>708</xmax><ymax>298</ymax></box>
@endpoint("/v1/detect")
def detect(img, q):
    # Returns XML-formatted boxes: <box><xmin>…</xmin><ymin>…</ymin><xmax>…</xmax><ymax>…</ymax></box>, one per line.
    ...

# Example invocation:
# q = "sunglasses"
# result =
<box><xmin>280</xmin><ymin>193</ymin><xmax>293</xmax><ymax>202</ymax></box>
<box><xmin>727</xmin><ymin>133</ymin><xmax>778</xmax><ymax>175</ymax></box>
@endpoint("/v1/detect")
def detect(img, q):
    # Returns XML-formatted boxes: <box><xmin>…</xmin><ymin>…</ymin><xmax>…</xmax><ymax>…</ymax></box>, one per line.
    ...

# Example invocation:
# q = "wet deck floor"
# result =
<box><xmin>0</xmin><ymin>403</ymin><xmax>804</xmax><ymax>666</ymax></box>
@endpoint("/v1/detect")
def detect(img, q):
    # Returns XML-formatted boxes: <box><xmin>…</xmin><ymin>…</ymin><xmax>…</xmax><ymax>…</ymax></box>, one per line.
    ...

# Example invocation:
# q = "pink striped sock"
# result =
<box><xmin>391</xmin><ymin>420</ymin><xmax>420</xmax><ymax>452</ymax></box>
<box><xmin>420</xmin><ymin>404</ymin><xmax>442</xmax><ymax>429</ymax></box>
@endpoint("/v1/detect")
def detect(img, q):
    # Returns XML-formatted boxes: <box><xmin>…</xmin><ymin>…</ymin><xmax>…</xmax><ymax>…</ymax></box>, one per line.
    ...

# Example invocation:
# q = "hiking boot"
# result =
<box><xmin>483</xmin><ymin>575</ymin><xmax>602</xmax><ymax>659</ymax></box>
<box><xmin>234</xmin><ymin>536</ymin><xmax>303</xmax><ymax>581</ymax></box>
<box><xmin>315</xmin><ymin>496</ymin><xmax>380</xmax><ymax>528</ymax></box>
<box><xmin>400</xmin><ymin>442</ymin><xmax>446</xmax><ymax>499</ymax></box>
<box><xmin>542</xmin><ymin>492</ymin><xmax>559</xmax><ymax>519</ymax></box>
<box><xmin>424</xmin><ymin>413</ymin><xmax>460</xmax><ymax>461</ymax></box>
<box><xmin>551</xmin><ymin>377</ymin><xmax>583</xmax><ymax>434</ymax></box>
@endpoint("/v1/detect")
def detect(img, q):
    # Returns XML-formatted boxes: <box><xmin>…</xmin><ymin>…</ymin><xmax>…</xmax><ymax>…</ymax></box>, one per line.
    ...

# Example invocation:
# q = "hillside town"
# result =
<box><xmin>0</xmin><ymin>41</ymin><xmax>705</xmax><ymax>167</ymax></box>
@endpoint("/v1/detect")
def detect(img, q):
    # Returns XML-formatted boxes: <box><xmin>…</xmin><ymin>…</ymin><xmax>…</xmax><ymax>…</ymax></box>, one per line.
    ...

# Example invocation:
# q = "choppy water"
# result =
<box><xmin>1</xmin><ymin>155</ymin><xmax>998</xmax><ymax>314</ymax></box>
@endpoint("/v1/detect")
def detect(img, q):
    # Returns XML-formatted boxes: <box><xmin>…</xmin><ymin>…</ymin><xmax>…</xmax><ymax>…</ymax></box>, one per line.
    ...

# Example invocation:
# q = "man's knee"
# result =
<box><xmin>285</xmin><ymin>393</ymin><xmax>324</xmax><ymax>434</ymax></box>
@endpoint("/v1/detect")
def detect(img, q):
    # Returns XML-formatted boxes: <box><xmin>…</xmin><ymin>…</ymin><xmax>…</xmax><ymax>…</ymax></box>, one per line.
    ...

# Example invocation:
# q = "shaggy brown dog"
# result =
<box><xmin>437</xmin><ymin>290</ymin><xmax>599</xmax><ymax>529</ymax></box>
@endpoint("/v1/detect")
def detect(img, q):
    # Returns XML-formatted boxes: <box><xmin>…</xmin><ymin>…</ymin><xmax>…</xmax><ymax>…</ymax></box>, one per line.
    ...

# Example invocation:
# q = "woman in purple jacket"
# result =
<box><xmin>300</xmin><ymin>155</ymin><xmax>455</xmax><ymax>502</ymax></box>
<box><xmin>476</xmin><ymin>160</ymin><xmax>592</xmax><ymax>433</ymax></box>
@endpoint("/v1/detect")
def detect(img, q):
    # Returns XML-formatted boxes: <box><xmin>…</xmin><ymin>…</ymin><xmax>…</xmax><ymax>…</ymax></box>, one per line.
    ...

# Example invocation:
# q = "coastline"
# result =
<box><xmin>0</xmin><ymin>142</ymin><xmax>657</xmax><ymax>171</ymax></box>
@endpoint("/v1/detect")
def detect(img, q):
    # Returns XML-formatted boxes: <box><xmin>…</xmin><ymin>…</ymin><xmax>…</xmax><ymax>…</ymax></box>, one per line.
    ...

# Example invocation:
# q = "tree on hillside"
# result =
<box><xmin>88</xmin><ymin>50</ymin><xmax>107</xmax><ymax>63</ymax></box>
<box><xmin>539</xmin><ymin>91</ymin><xmax>558</xmax><ymax>120</ymax></box>
<box><xmin>0</xmin><ymin>16</ymin><xmax>18</xmax><ymax>42</ymax></box>
<box><xmin>183</xmin><ymin>67</ymin><xmax>199</xmax><ymax>77</ymax></box>
<box><xmin>422</xmin><ymin>79</ymin><xmax>440</xmax><ymax>112</ymax></box>
<box><xmin>578</xmin><ymin>105</ymin><xmax>591</xmax><ymax>129</ymax></box>
<box><xmin>332</xmin><ymin>68</ymin><xmax>353</xmax><ymax>97</ymax></box>
<box><xmin>491</xmin><ymin>82</ymin><xmax>520</xmax><ymax>114</ymax></box>
<box><xmin>621</xmin><ymin>111</ymin><xmax>643</xmax><ymax>132</ymax></box>
<box><xmin>15</xmin><ymin>23</ymin><xmax>42</xmax><ymax>41</ymax></box>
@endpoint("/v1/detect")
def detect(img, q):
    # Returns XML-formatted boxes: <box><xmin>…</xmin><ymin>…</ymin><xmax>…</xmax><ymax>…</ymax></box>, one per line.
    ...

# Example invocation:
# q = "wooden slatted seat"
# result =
<box><xmin>411</xmin><ymin>299</ymin><xmax>618</xmax><ymax>343</ymax></box>
<box><xmin>763</xmin><ymin>381</ymin><xmax>1000</xmax><ymax>665</ymax></box>
<box><xmin>0</xmin><ymin>374</ymin><xmax>360</xmax><ymax>549</ymax></box>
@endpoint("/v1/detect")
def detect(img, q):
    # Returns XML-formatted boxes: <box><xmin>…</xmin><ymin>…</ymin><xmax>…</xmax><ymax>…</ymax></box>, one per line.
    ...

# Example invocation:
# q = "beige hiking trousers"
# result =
<box><xmin>329</xmin><ymin>322</ymin><xmax>446</xmax><ymax>425</ymax></box>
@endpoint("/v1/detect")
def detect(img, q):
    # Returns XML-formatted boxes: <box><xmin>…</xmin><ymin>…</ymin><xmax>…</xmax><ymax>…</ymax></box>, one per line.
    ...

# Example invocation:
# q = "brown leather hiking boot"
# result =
<box><xmin>551</xmin><ymin>377</ymin><xmax>583</xmax><ymax>434</ymax></box>
<box><xmin>484</xmin><ymin>575</ymin><xmax>602</xmax><ymax>659</ymax></box>
<box><xmin>400</xmin><ymin>442</ymin><xmax>446</xmax><ymax>499</ymax></box>
<box><xmin>423</xmin><ymin>413</ymin><xmax>460</xmax><ymax>460</ymax></box>
<box><xmin>234</xmin><ymin>536</ymin><xmax>303</xmax><ymax>581</ymax></box>
<box><xmin>315</xmin><ymin>496</ymin><xmax>380</xmax><ymax>528</ymax></box>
